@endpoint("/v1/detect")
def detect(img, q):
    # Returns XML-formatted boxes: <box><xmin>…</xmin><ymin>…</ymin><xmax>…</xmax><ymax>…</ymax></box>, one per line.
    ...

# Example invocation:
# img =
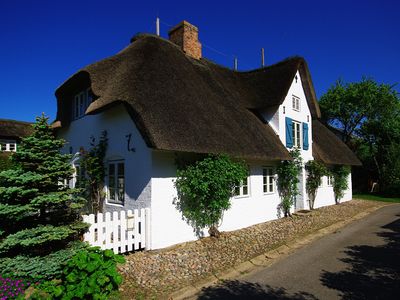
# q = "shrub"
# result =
<box><xmin>276</xmin><ymin>148</ymin><xmax>303</xmax><ymax>217</ymax></box>
<box><xmin>305</xmin><ymin>160</ymin><xmax>327</xmax><ymax>210</ymax></box>
<box><xmin>175</xmin><ymin>154</ymin><xmax>247</xmax><ymax>237</ymax></box>
<box><xmin>331</xmin><ymin>165</ymin><xmax>351</xmax><ymax>204</ymax></box>
<box><xmin>0</xmin><ymin>242</ymin><xmax>87</xmax><ymax>282</ymax></box>
<box><xmin>30</xmin><ymin>247</ymin><xmax>125</xmax><ymax>300</ymax></box>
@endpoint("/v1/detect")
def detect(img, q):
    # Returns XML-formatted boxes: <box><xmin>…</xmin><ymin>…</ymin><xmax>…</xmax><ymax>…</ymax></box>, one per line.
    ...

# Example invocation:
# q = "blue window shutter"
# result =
<box><xmin>285</xmin><ymin>117</ymin><xmax>293</xmax><ymax>148</ymax></box>
<box><xmin>303</xmin><ymin>122</ymin><xmax>309</xmax><ymax>150</ymax></box>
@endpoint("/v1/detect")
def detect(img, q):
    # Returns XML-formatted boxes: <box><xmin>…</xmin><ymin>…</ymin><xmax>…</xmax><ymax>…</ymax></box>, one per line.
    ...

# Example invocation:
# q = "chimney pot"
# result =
<box><xmin>168</xmin><ymin>20</ymin><xmax>202</xmax><ymax>60</ymax></box>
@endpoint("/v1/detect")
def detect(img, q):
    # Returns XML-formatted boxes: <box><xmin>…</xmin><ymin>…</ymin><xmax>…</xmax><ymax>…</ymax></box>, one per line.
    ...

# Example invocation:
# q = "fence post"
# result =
<box><xmin>144</xmin><ymin>207</ymin><xmax>151</xmax><ymax>250</ymax></box>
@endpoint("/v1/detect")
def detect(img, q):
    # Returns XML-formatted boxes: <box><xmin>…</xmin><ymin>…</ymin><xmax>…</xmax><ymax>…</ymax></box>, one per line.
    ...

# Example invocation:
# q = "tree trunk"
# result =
<box><xmin>208</xmin><ymin>225</ymin><xmax>221</xmax><ymax>238</ymax></box>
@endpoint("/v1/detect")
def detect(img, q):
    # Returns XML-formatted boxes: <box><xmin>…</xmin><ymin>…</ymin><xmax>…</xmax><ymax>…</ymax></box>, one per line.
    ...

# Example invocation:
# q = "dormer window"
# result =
<box><xmin>292</xmin><ymin>95</ymin><xmax>300</xmax><ymax>112</ymax></box>
<box><xmin>73</xmin><ymin>88</ymin><xmax>93</xmax><ymax>120</ymax></box>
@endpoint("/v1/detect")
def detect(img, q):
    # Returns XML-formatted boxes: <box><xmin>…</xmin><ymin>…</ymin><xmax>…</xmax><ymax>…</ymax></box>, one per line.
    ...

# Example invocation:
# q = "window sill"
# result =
<box><xmin>263</xmin><ymin>192</ymin><xmax>276</xmax><ymax>196</ymax></box>
<box><xmin>106</xmin><ymin>201</ymin><xmax>124</xmax><ymax>207</ymax></box>
<box><xmin>233</xmin><ymin>194</ymin><xmax>250</xmax><ymax>199</ymax></box>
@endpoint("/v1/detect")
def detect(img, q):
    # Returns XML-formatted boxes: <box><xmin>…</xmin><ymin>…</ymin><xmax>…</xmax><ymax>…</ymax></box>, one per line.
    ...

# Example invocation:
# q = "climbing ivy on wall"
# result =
<box><xmin>78</xmin><ymin>131</ymin><xmax>108</xmax><ymax>213</ymax></box>
<box><xmin>276</xmin><ymin>148</ymin><xmax>303</xmax><ymax>217</ymax></box>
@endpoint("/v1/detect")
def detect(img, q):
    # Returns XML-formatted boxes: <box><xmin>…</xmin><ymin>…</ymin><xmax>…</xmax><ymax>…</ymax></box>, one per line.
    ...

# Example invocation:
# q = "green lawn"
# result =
<box><xmin>354</xmin><ymin>193</ymin><xmax>400</xmax><ymax>203</ymax></box>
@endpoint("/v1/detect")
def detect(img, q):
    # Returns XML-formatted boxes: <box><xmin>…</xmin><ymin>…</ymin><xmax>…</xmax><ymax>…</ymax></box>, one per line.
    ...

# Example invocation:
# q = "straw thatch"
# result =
<box><xmin>0</xmin><ymin>119</ymin><xmax>33</xmax><ymax>140</ymax></box>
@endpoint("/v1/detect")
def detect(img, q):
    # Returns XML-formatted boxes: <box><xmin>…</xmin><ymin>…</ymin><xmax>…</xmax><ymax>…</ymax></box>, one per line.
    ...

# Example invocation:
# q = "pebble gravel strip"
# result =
<box><xmin>118</xmin><ymin>200</ymin><xmax>386</xmax><ymax>299</ymax></box>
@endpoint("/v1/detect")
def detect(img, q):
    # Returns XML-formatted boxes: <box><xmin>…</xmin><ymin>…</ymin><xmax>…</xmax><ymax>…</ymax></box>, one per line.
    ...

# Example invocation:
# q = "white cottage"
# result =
<box><xmin>54</xmin><ymin>21</ymin><xmax>361</xmax><ymax>249</ymax></box>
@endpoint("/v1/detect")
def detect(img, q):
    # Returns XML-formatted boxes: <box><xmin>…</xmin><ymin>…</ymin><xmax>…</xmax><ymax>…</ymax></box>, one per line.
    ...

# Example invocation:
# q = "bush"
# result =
<box><xmin>0</xmin><ymin>241</ymin><xmax>87</xmax><ymax>282</ymax></box>
<box><xmin>276</xmin><ymin>149</ymin><xmax>303</xmax><ymax>217</ymax></box>
<box><xmin>331</xmin><ymin>165</ymin><xmax>351</xmax><ymax>204</ymax></box>
<box><xmin>31</xmin><ymin>247</ymin><xmax>125</xmax><ymax>300</ymax></box>
<box><xmin>175</xmin><ymin>154</ymin><xmax>247</xmax><ymax>237</ymax></box>
<box><xmin>0</xmin><ymin>152</ymin><xmax>14</xmax><ymax>172</ymax></box>
<box><xmin>305</xmin><ymin>160</ymin><xmax>327</xmax><ymax>210</ymax></box>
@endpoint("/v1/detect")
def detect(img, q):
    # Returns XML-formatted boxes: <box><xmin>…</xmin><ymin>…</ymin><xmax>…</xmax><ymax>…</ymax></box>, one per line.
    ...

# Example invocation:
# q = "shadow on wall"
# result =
<box><xmin>197</xmin><ymin>280</ymin><xmax>317</xmax><ymax>300</ymax></box>
<box><xmin>320</xmin><ymin>215</ymin><xmax>400</xmax><ymax>299</ymax></box>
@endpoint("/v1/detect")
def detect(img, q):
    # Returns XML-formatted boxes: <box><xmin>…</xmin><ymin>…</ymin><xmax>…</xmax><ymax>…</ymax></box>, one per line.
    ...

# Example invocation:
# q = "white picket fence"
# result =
<box><xmin>82</xmin><ymin>208</ymin><xmax>151</xmax><ymax>254</ymax></box>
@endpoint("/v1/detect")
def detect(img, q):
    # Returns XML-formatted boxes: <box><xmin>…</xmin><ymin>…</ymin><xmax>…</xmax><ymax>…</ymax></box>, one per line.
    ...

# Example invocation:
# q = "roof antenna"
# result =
<box><xmin>234</xmin><ymin>57</ymin><xmax>238</xmax><ymax>71</ymax></box>
<box><xmin>261</xmin><ymin>48</ymin><xmax>265</xmax><ymax>67</ymax></box>
<box><xmin>156</xmin><ymin>17</ymin><xmax>160</xmax><ymax>36</ymax></box>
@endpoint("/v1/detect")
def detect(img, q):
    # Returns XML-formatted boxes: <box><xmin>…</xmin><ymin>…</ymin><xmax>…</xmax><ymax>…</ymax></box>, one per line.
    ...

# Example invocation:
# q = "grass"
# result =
<box><xmin>353</xmin><ymin>193</ymin><xmax>400</xmax><ymax>203</ymax></box>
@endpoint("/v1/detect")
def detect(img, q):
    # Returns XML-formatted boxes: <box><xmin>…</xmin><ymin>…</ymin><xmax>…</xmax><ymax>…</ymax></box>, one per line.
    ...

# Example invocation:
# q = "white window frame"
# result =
<box><xmin>0</xmin><ymin>140</ymin><xmax>17</xmax><ymax>152</ymax></box>
<box><xmin>292</xmin><ymin>121</ymin><xmax>302</xmax><ymax>148</ymax></box>
<box><xmin>73</xmin><ymin>88</ymin><xmax>93</xmax><ymax>120</ymax></box>
<box><xmin>234</xmin><ymin>170</ymin><xmax>250</xmax><ymax>198</ymax></box>
<box><xmin>292</xmin><ymin>95</ymin><xmax>300</xmax><ymax>112</ymax></box>
<box><xmin>107</xmin><ymin>160</ymin><xmax>125</xmax><ymax>206</ymax></box>
<box><xmin>327</xmin><ymin>175</ymin><xmax>333</xmax><ymax>186</ymax></box>
<box><xmin>263</xmin><ymin>167</ymin><xmax>276</xmax><ymax>194</ymax></box>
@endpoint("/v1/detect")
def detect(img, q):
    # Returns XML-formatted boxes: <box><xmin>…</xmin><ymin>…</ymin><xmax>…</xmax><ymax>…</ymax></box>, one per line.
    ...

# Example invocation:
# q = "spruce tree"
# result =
<box><xmin>0</xmin><ymin>114</ymin><xmax>87</xmax><ymax>280</ymax></box>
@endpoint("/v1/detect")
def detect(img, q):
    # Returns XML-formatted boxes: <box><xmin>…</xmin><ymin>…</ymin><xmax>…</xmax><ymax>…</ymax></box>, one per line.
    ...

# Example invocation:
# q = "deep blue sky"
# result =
<box><xmin>0</xmin><ymin>0</ymin><xmax>398</xmax><ymax>122</ymax></box>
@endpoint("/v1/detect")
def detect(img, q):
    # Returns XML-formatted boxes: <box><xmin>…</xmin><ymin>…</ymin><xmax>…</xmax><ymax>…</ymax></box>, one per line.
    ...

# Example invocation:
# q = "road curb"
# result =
<box><xmin>168</xmin><ymin>204</ymin><xmax>385</xmax><ymax>300</ymax></box>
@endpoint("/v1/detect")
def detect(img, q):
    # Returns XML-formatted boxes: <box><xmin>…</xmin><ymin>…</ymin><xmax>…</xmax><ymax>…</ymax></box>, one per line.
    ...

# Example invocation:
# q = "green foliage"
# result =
<box><xmin>0</xmin><ymin>114</ymin><xmax>87</xmax><ymax>279</ymax></box>
<box><xmin>305</xmin><ymin>160</ymin><xmax>327</xmax><ymax>210</ymax></box>
<box><xmin>276</xmin><ymin>149</ymin><xmax>303</xmax><ymax>217</ymax></box>
<box><xmin>319</xmin><ymin>78</ymin><xmax>400</xmax><ymax>194</ymax></box>
<box><xmin>331</xmin><ymin>165</ymin><xmax>351</xmax><ymax>204</ymax></box>
<box><xmin>174</xmin><ymin>154</ymin><xmax>247</xmax><ymax>237</ymax></box>
<box><xmin>31</xmin><ymin>247</ymin><xmax>125</xmax><ymax>300</ymax></box>
<box><xmin>78</xmin><ymin>131</ymin><xmax>108</xmax><ymax>213</ymax></box>
<box><xmin>0</xmin><ymin>242</ymin><xmax>88</xmax><ymax>281</ymax></box>
<box><xmin>0</xmin><ymin>152</ymin><xmax>14</xmax><ymax>171</ymax></box>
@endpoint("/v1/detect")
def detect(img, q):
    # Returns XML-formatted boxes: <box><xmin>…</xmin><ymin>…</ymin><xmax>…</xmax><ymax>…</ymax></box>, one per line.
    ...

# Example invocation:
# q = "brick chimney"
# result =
<box><xmin>168</xmin><ymin>20</ymin><xmax>202</xmax><ymax>60</ymax></box>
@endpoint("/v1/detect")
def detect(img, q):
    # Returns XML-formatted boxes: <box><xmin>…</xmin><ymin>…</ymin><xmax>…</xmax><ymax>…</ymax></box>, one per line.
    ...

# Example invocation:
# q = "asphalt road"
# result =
<box><xmin>195</xmin><ymin>204</ymin><xmax>400</xmax><ymax>299</ymax></box>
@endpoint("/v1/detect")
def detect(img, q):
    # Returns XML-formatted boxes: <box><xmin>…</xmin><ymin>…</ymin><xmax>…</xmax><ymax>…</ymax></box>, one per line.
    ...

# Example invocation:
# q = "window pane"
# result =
<box><xmin>117</xmin><ymin>163</ymin><xmax>125</xmax><ymax>203</ymax></box>
<box><xmin>108</xmin><ymin>164</ymin><xmax>115</xmax><ymax>200</ymax></box>
<box><xmin>242</xmin><ymin>185</ymin><xmax>248</xmax><ymax>195</ymax></box>
<box><xmin>234</xmin><ymin>186</ymin><xmax>240</xmax><ymax>196</ymax></box>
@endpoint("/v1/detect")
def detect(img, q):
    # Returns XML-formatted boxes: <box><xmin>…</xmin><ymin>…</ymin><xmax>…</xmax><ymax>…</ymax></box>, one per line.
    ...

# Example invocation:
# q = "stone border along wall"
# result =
<box><xmin>119</xmin><ymin>200</ymin><xmax>387</xmax><ymax>299</ymax></box>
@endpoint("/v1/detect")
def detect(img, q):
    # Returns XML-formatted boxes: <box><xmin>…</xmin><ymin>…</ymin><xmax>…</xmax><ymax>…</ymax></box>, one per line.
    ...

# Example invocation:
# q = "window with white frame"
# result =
<box><xmin>0</xmin><ymin>140</ymin><xmax>17</xmax><ymax>152</ymax></box>
<box><xmin>292</xmin><ymin>121</ymin><xmax>301</xmax><ymax>148</ymax></box>
<box><xmin>234</xmin><ymin>173</ymin><xmax>250</xmax><ymax>197</ymax></box>
<box><xmin>107</xmin><ymin>160</ymin><xmax>125</xmax><ymax>205</ymax></box>
<box><xmin>73</xmin><ymin>164</ymin><xmax>86</xmax><ymax>188</ymax></box>
<box><xmin>292</xmin><ymin>95</ymin><xmax>300</xmax><ymax>111</ymax></box>
<box><xmin>327</xmin><ymin>175</ymin><xmax>333</xmax><ymax>186</ymax></box>
<box><xmin>73</xmin><ymin>88</ymin><xmax>93</xmax><ymax>120</ymax></box>
<box><xmin>263</xmin><ymin>167</ymin><xmax>275</xmax><ymax>193</ymax></box>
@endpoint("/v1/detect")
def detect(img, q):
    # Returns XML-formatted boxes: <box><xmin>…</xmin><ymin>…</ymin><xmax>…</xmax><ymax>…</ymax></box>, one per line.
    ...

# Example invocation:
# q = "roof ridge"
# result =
<box><xmin>0</xmin><ymin>118</ymin><xmax>33</xmax><ymax>124</ymax></box>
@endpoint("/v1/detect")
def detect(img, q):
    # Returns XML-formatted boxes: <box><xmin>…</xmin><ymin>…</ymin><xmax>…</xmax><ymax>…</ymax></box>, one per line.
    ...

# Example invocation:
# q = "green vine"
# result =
<box><xmin>78</xmin><ymin>131</ymin><xmax>108</xmax><ymax>213</ymax></box>
<box><xmin>331</xmin><ymin>165</ymin><xmax>351</xmax><ymax>204</ymax></box>
<box><xmin>305</xmin><ymin>160</ymin><xmax>327</xmax><ymax>210</ymax></box>
<box><xmin>276</xmin><ymin>148</ymin><xmax>303</xmax><ymax>217</ymax></box>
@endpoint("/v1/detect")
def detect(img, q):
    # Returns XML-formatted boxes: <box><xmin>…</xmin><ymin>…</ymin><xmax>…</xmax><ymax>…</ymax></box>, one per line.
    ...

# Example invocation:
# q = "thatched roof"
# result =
<box><xmin>54</xmin><ymin>34</ymin><xmax>356</xmax><ymax>163</ymax></box>
<box><xmin>0</xmin><ymin>119</ymin><xmax>33</xmax><ymax>140</ymax></box>
<box><xmin>55</xmin><ymin>34</ymin><xmax>302</xmax><ymax>161</ymax></box>
<box><xmin>312</xmin><ymin>120</ymin><xmax>361</xmax><ymax>166</ymax></box>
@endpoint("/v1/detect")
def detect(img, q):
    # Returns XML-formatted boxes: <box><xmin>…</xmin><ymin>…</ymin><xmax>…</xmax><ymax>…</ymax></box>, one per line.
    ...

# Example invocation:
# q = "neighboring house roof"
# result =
<box><xmin>312</xmin><ymin>120</ymin><xmax>361</xmax><ymax>166</ymax></box>
<box><xmin>0</xmin><ymin>119</ymin><xmax>33</xmax><ymax>140</ymax></box>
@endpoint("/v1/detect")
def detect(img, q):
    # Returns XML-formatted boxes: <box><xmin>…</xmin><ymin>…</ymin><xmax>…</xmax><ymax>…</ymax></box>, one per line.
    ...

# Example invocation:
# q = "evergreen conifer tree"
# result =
<box><xmin>0</xmin><ymin>114</ymin><xmax>87</xmax><ymax>279</ymax></box>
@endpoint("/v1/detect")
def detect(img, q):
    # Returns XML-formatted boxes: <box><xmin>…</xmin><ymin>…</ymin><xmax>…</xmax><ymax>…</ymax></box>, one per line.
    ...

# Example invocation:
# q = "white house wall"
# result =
<box><xmin>150</xmin><ymin>152</ymin><xmax>284</xmax><ymax>249</ymax></box>
<box><xmin>58</xmin><ymin>104</ymin><xmax>152</xmax><ymax>212</ymax></box>
<box><xmin>278</xmin><ymin>70</ymin><xmax>313</xmax><ymax>162</ymax></box>
<box><xmin>150</xmin><ymin>151</ymin><xmax>199</xmax><ymax>249</ymax></box>
<box><xmin>314</xmin><ymin>174</ymin><xmax>352</xmax><ymax>209</ymax></box>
